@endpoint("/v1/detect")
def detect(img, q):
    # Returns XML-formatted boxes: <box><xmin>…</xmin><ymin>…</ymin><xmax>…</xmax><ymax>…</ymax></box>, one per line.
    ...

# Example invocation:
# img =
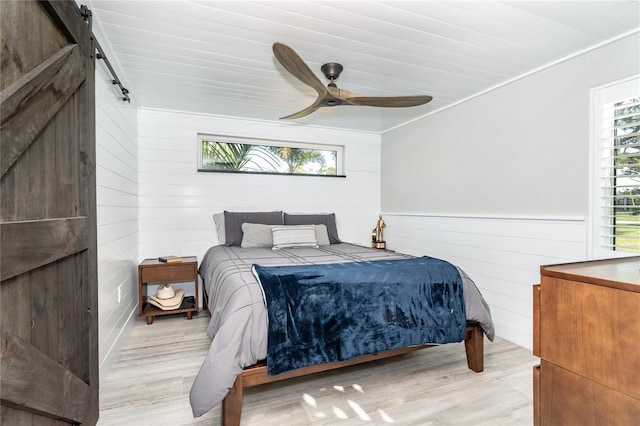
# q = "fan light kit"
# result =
<box><xmin>273</xmin><ymin>42</ymin><xmax>433</xmax><ymax>119</ymax></box>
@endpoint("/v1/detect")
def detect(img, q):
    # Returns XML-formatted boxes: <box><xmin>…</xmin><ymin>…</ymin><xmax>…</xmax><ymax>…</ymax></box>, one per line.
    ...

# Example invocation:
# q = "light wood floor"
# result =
<box><xmin>98</xmin><ymin>312</ymin><xmax>537</xmax><ymax>425</ymax></box>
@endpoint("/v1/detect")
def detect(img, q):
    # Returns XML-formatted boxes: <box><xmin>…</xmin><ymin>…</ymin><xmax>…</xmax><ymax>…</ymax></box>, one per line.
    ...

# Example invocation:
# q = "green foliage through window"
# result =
<box><xmin>198</xmin><ymin>135</ymin><xmax>343</xmax><ymax>176</ymax></box>
<box><xmin>611</xmin><ymin>97</ymin><xmax>639</xmax><ymax>252</ymax></box>
<box><xmin>591</xmin><ymin>78</ymin><xmax>639</xmax><ymax>257</ymax></box>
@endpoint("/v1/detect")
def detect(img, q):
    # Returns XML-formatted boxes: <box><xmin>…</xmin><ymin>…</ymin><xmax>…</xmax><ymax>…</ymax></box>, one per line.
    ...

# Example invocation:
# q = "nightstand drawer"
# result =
<box><xmin>141</xmin><ymin>264</ymin><xmax>195</xmax><ymax>283</ymax></box>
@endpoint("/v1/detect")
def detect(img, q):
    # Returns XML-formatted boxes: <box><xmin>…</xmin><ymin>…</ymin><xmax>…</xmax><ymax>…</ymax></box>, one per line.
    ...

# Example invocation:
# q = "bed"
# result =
<box><xmin>189</xmin><ymin>212</ymin><xmax>495</xmax><ymax>425</ymax></box>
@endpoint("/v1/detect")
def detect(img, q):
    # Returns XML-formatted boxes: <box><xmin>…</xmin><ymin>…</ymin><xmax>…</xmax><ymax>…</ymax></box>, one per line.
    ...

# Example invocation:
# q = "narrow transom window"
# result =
<box><xmin>197</xmin><ymin>134</ymin><xmax>344</xmax><ymax>177</ymax></box>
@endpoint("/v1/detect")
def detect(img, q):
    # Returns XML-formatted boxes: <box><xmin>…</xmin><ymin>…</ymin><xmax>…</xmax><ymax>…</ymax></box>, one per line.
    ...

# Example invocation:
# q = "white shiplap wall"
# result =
<box><xmin>95</xmin><ymin>58</ymin><xmax>139</xmax><ymax>376</ymax></box>
<box><xmin>382</xmin><ymin>213</ymin><xmax>587</xmax><ymax>349</ymax></box>
<box><xmin>137</xmin><ymin>108</ymin><xmax>382</xmax><ymax>269</ymax></box>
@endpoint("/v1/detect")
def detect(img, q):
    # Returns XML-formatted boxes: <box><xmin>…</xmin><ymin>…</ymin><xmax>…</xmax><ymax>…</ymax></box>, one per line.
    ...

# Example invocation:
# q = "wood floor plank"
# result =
<box><xmin>98</xmin><ymin>313</ymin><xmax>536</xmax><ymax>425</ymax></box>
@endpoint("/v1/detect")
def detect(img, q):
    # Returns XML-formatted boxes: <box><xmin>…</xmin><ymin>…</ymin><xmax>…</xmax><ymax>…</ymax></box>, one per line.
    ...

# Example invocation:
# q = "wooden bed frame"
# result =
<box><xmin>220</xmin><ymin>321</ymin><xmax>484</xmax><ymax>426</ymax></box>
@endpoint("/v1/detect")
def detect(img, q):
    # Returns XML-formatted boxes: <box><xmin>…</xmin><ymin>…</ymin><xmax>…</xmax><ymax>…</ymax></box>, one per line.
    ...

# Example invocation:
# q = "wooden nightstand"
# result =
<box><xmin>138</xmin><ymin>256</ymin><xmax>198</xmax><ymax>325</ymax></box>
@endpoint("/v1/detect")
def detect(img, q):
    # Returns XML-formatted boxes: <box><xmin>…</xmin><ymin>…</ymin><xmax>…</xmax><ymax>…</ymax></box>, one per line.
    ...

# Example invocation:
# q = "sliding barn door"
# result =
<box><xmin>1</xmin><ymin>0</ymin><xmax>98</xmax><ymax>424</ymax></box>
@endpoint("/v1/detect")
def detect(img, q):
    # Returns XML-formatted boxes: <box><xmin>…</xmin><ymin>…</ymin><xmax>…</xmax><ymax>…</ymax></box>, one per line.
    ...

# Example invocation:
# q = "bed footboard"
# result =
<box><xmin>220</xmin><ymin>322</ymin><xmax>484</xmax><ymax>426</ymax></box>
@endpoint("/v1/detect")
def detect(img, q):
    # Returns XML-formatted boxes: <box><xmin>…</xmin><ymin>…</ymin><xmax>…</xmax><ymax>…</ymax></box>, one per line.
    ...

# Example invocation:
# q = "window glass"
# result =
<box><xmin>591</xmin><ymin>77</ymin><xmax>640</xmax><ymax>256</ymax></box>
<box><xmin>198</xmin><ymin>135</ymin><xmax>343</xmax><ymax>177</ymax></box>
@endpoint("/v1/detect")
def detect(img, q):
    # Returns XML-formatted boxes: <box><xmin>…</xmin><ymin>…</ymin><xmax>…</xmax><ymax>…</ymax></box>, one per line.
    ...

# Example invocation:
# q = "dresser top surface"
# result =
<box><xmin>541</xmin><ymin>256</ymin><xmax>640</xmax><ymax>292</ymax></box>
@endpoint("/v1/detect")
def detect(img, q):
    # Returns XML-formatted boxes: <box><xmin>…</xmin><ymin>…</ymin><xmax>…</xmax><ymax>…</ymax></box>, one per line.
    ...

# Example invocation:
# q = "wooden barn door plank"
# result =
<box><xmin>0</xmin><ymin>218</ymin><xmax>89</xmax><ymax>281</ymax></box>
<box><xmin>0</xmin><ymin>333</ymin><xmax>91</xmax><ymax>423</ymax></box>
<box><xmin>0</xmin><ymin>0</ymin><xmax>98</xmax><ymax>424</ymax></box>
<box><xmin>0</xmin><ymin>43</ymin><xmax>84</xmax><ymax>177</ymax></box>
<box><xmin>39</xmin><ymin>0</ymin><xmax>93</xmax><ymax>57</ymax></box>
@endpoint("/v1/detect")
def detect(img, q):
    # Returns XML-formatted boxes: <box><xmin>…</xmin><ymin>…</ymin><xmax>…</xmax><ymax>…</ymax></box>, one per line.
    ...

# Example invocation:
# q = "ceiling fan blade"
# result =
<box><xmin>328</xmin><ymin>86</ymin><xmax>360</xmax><ymax>100</ymax></box>
<box><xmin>273</xmin><ymin>42</ymin><xmax>328</xmax><ymax>97</ymax></box>
<box><xmin>345</xmin><ymin>95</ymin><xmax>433</xmax><ymax>107</ymax></box>
<box><xmin>279</xmin><ymin>98</ymin><xmax>324</xmax><ymax>120</ymax></box>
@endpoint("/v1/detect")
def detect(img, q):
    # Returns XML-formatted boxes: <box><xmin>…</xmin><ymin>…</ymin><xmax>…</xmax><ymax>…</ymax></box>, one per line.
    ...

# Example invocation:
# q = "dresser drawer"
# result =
<box><xmin>539</xmin><ymin>361</ymin><xmax>640</xmax><ymax>425</ymax></box>
<box><xmin>540</xmin><ymin>277</ymin><xmax>640</xmax><ymax>399</ymax></box>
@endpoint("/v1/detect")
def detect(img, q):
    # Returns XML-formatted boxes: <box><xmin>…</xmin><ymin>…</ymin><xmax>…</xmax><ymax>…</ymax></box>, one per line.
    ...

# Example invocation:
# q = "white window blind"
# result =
<box><xmin>591</xmin><ymin>77</ymin><xmax>640</xmax><ymax>256</ymax></box>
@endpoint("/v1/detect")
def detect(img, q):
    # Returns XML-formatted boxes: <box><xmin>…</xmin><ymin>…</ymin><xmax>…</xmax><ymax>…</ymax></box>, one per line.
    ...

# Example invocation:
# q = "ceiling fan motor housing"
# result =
<box><xmin>322</xmin><ymin>97</ymin><xmax>342</xmax><ymax>106</ymax></box>
<box><xmin>321</xmin><ymin>62</ymin><xmax>344</xmax><ymax>82</ymax></box>
<box><xmin>320</xmin><ymin>62</ymin><xmax>344</xmax><ymax>105</ymax></box>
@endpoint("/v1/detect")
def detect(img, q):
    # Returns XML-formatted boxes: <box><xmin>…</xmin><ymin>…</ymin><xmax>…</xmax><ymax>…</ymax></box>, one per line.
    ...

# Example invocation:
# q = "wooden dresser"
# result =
<box><xmin>533</xmin><ymin>256</ymin><xmax>640</xmax><ymax>425</ymax></box>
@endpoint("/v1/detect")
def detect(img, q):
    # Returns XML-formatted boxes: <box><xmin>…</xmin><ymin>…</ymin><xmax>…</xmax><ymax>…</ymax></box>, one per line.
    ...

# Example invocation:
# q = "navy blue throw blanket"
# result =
<box><xmin>253</xmin><ymin>257</ymin><xmax>466</xmax><ymax>375</ymax></box>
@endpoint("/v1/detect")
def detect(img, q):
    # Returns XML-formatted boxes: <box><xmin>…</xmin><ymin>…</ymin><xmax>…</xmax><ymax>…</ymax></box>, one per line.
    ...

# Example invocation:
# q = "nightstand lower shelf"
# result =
<box><xmin>140</xmin><ymin>297</ymin><xmax>197</xmax><ymax>324</ymax></box>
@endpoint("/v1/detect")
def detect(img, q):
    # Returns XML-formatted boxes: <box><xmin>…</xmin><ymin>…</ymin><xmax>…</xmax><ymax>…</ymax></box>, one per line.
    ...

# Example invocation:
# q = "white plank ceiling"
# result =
<box><xmin>89</xmin><ymin>0</ymin><xmax>640</xmax><ymax>132</ymax></box>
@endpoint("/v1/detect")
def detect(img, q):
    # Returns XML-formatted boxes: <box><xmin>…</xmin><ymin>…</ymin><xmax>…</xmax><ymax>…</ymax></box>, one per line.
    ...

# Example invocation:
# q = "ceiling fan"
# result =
<box><xmin>273</xmin><ymin>42</ymin><xmax>433</xmax><ymax>119</ymax></box>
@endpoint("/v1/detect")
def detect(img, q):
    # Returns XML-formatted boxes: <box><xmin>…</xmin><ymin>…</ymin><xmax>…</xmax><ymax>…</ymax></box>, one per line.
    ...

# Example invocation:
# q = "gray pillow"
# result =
<box><xmin>224</xmin><ymin>211</ymin><xmax>283</xmax><ymax>246</ymax></box>
<box><xmin>283</xmin><ymin>213</ymin><xmax>340</xmax><ymax>244</ymax></box>
<box><xmin>241</xmin><ymin>223</ymin><xmax>274</xmax><ymax>248</ymax></box>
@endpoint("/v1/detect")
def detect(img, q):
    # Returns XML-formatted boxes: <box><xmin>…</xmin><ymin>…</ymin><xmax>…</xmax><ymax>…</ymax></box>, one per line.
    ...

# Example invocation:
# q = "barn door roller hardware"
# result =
<box><xmin>80</xmin><ymin>4</ymin><xmax>131</xmax><ymax>103</ymax></box>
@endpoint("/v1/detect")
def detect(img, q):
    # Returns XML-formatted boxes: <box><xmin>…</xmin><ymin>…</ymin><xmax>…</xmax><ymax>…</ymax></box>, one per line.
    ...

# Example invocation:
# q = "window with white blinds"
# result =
<box><xmin>591</xmin><ymin>76</ymin><xmax>640</xmax><ymax>256</ymax></box>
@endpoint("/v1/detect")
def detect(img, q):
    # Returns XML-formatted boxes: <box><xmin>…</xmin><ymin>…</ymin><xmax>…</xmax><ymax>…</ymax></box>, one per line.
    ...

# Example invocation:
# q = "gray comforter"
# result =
<box><xmin>189</xmin><ymin>243</ymin><xmax>494</xmax><ymax>417</ymax></box>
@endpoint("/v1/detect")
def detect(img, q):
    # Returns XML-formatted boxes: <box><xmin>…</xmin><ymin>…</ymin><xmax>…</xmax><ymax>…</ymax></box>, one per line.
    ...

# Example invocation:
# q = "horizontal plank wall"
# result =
<box><xmin>382</xmin><ymin>213</ymin><xmax>587</xmax><ymax>350</ymax></box>
<box><xmin>94</xmin><ymin>25</ymin><xmax>139</xmax><ymax>378</ymax></box>
<box><xmin>137</xmin><ymin>108</ymin><xmax>382</xmax><ymax>266</ymax></box>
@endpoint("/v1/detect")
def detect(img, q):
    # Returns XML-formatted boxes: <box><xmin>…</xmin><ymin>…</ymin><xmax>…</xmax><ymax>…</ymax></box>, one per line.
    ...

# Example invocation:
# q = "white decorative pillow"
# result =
<box><xmin>314</xmin><ymin>224</ymin><xmax>330</xmax><ymax>246</ymax></box>
<box><xmin>213</xmin><ymin>212</ymin><xmax>226</xmax><ymax>245</ymax></box>
<box><xmin>241</xmin><ymin>223</ymin><xmax>274</xmax><ymax>248</ymax></box>
<box><xmin>272</xmin><ymin>225</ymin><xmax>318</xmax><ymax>249</ymax></box>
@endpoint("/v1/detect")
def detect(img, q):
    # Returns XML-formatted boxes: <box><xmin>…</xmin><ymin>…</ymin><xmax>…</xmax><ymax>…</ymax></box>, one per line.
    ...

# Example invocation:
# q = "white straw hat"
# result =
<box><xmin>148</xmin><ymin>288</ymin><xmax>185</xmax><ymax>310</ymax></box>
<box><xmin>156</xmin><ymin>284</ymin><xmax>175</xmax><ymax>299</ymax></box>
